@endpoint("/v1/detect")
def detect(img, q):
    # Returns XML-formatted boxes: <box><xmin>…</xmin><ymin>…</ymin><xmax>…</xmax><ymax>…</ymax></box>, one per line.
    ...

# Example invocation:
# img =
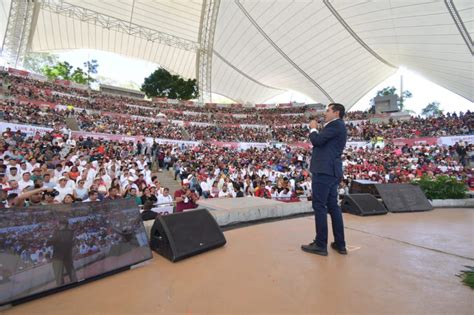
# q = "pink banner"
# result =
<box><xmin>207</xmin><ymin>141</ymin><xmax>240</xmax><ymax>149</ymax></box>
<box><xmin>153</xmin><ymin>97</ymin><xmax>168</xmax><ymax>103</ymax></box>
<box><xmin>54</xmin><ymin>79</ymin><xmax>71</xmax><ymax>86</ymax></box>
<box><xmin>71</xmin><ymin>131</ymin><xmax>144</xmax><ymax>142</ymax></box>
<box><xmin>8</xmin><ymin>68</ymin><xmax>29</xmax><ymax>77</ymax></box>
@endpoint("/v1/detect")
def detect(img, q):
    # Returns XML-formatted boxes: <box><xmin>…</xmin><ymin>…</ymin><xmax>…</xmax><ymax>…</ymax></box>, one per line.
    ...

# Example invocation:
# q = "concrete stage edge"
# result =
<box><xmin>5</xmin><ymin>208</ymin><xmax>474</xmax><ymax>315</ymax></box>
<box><xmin>198</xmin><ymin>197</ymin><xmax>313</xmax><ymax>226</ymax></box>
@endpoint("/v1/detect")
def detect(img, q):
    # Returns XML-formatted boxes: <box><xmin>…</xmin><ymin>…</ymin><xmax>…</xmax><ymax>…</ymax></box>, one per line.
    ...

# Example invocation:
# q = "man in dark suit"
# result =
<box><xmin>302</xmin><ymin>103</ymin><xmax>347</xmax><ymax>256</ymax></box>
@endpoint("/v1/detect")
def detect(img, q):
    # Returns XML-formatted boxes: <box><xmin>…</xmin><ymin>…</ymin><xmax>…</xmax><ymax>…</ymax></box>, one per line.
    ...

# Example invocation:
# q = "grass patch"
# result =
<box><xmin>458</xmin><ymin>266</ymin><xmax>474</xmax><ymax>289</ymax></box>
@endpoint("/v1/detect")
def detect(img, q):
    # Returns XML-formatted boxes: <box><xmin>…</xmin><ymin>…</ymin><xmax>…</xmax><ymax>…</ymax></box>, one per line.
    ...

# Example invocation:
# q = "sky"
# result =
<box><xmin>54</xmin><ymin>49</ymin><xmax>473</xmax><ymax>115</ymax></box>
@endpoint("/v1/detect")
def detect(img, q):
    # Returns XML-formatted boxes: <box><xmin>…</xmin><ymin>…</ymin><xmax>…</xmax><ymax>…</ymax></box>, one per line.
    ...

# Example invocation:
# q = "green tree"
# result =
<box><xmin>141</xmin><ymin>68</ymin><xmax>198</xmax><ymax>100</ymax></box>
<box><xmin>42</xmin><ymin>61</ymin><xmax>73</xmax><ymax>81</ymax></box>
<box><xmin>421</xmin><ymin>101</ymin><xmax>443</xmax><ymax>117</ymax></box>
<box><xmin>70</xmin><ymin>67</ymin><xmax>89</xmax><ymax>85</ymax></box>
<box><xmin>376</xmin><ymin>86</ymin><xmax>397</xmax><ymax>96</ymax></box>
<box><xmin>41</xmin><ymin>60</ymin><xmax>98</xmax><ymax>85</ymax></box>
<box><xmin>23</xmin><ymin>52</ymin><xmax>59</xmax><ymax>74</ymax></box>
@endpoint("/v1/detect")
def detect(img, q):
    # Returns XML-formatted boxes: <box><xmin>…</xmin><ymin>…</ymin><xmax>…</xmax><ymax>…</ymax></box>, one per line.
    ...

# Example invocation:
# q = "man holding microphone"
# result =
<box><xmin>301</xmin><ymin>103</ymin><xmax>348</xmax><ymax>256</ymax></box>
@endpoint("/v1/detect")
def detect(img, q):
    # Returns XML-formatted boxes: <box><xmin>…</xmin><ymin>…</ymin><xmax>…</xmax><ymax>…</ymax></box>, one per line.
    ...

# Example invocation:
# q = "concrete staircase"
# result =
<box><xmin>181</xmin><ymin>128</ymin><xmax>192</xmax><ymax>141</ymax></box>
<box><xmin>154</xmin><ymin>169</ymin><xmax>182</xmax><ymax>193</ymax></box>
<box><xmin>65</xmin><ymin>117</ymin><xmax>81</xmax><ymax>131</ymax></box>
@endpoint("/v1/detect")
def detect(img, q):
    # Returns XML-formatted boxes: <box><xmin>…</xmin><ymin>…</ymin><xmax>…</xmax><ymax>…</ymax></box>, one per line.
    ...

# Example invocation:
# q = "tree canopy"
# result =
<box><xmin>421</xmin><ymin>101</ymin><xmax>443</xmax><ymax>117</ymax></box>
<box><xmin>141</xmin><ymin>68</ymin><xmax>198</xmax><ymax>100</ymax></box>
<box><xmin>41</xmin><ymin>59</ymin><xmax>98</xmax><ymax>85</ymax></box>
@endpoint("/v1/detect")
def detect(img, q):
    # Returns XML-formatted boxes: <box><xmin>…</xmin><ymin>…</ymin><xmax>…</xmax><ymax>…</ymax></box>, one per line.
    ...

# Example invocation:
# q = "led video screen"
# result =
<box><xmin>0</xmin><ymin>199</ymin><xmax>152</xmax><ymax>306</ymax></box>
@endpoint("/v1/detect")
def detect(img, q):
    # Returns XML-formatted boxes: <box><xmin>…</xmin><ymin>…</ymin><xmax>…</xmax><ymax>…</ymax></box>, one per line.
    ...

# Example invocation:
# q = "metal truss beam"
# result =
<box><xmin>1</xmin><ymin>0</ymin><xmax>36</xmax><ymax>67</ymax></box>
<box><xmin>41</xmin><ymin>0</ymin><xmax>199</xmax><ymax>52</ymax></box>
<box><xmin>197</xmin><ymin>0</ymin><xmax>221</xmax><ymax>104</ymax></box>
<box><xmin>444</xmin><ymin>0</ymin><xmax>473</xmax><ymax>55</ymax></box>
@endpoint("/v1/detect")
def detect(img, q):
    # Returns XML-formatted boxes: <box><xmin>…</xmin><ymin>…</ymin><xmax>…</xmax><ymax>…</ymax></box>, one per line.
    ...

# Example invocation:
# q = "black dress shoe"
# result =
<box><xmin>301</xmin><ymin>241</ymin><xmax>328</xmax><ymax>256</ymax></box>
<box><xmin>330</xmin><ymin>242</ymin><xmax>347</xmax><ymax>255</ymax></box>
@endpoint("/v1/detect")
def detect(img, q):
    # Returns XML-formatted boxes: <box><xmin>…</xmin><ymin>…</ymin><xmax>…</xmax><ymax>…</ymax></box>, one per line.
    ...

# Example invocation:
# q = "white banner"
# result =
<box><xmin>190</xmin><ymin>121</ymin><xmax>213</xmax><ymax>127</ymax></box>
<box><xmin>438</xmin><ymin>135</ymin><xmax>474</xmax><ymax>146</ymax></box>
<box><xmin>232</xmin><ymin>114</ymin><xmax>248</xmax><ymax>118</ymax></box>
<box><xmin>170</xmin><ymin>120</ymin><xmax>184</xmax><ymax>126</ymax></box>
<box><xmin>346</xmin><ymin>119</ymin><xmax>367</xmax><ymax>126</ymax></box>
<box><xmin>345</xmin><ymin>141</ymin><xmax>369</xmax><ymax>148</ymax></box>
<box><xmin>183</xmin><ymin>111</ymin><xmax>202</xmax><ymax>116</ymax></box>
<box><xmin>239</xmin><ymin>142</ymin><xmax>270</xmax><ymax>150</ymax></box>
<box><xmin>0</xmin><ymin>122</ymin><xmax>53</xmax><ymax>135</ymax></box>
<box><xmin>240</xmin><ymin>124</ymin><xmax>267</xmax><ymax>129</ymax></box>
<box><xmin>144</xmin><ymin>137</ymin><xmax>200</xmax><ymax>147</ymax></box>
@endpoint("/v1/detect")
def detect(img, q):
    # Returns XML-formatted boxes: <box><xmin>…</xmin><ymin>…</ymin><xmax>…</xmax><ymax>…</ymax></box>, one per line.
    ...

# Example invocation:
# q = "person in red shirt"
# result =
<box><xmin>174</xmin><ymin>179</ymin><xmax>199</xmax><ymax>212</ymax></box>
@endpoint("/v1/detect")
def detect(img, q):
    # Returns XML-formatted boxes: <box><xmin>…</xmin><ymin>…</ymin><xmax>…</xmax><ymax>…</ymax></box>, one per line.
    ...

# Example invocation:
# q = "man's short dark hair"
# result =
<box><xmin>328</xmin><ymin>103</ymin><xmax>345</xmax><ymax>119</ymax></box>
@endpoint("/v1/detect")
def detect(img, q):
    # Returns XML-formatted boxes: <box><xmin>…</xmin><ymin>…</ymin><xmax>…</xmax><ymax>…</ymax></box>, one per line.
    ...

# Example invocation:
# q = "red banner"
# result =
<box><xmin>8</xmin><ymin>68</ymin><xmax>29</xmax><ymax>77</ymax></box>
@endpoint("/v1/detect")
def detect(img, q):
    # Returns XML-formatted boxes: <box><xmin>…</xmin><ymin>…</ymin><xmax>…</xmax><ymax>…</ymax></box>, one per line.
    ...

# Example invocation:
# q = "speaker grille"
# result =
<box><xmin>151</xmin><ymin>209</ymin><xmax>226</xmax><ymax>262</ymax></box>
<box><xmin>342</xmin><ymin>194</ymin><xmax>387</xmax><ymax>216</ymax></box>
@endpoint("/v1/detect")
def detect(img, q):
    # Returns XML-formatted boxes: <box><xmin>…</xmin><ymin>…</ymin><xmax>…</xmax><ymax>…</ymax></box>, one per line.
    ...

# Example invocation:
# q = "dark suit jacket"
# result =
<box><xmin>309</xmin><ymin>119</ymin><xmax>347</xmax><ymax>178</ymax></box>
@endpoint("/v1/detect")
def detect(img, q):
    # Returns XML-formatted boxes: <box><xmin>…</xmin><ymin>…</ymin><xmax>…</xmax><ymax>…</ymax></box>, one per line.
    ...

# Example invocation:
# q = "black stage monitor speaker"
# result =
<box><xmin>349</xmin><ymin>180</ymin><xmax>380</xmax><ymax>197</ymax></box>
<box><xmin>375</xmin><ymin>184</ymin><xmax>433</xmax><ymax>213</ymax></box>
<box><xmin>150</xmin><ymin>209</ymin><xmax>226</xmax><ymax>262</ymax></box>
<box><xmin>342</xmin><ymin>194</ymin><xmax>388</xmax><ymax>216</ymax></box>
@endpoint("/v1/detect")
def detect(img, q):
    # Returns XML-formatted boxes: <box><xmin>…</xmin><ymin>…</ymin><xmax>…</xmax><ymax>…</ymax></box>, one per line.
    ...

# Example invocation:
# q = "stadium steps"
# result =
<box><xmin>154</xmin><ymin>169</ymin><xmax>182</xmax><ymax>192</ymax></box>
<box><xmin>65</xmin><ymin>117</ymin><xmax>81</xmax><ymax>131</ymax></box>
<box><xmin>181</xmin><ymin>129</ymin><xmax>192</xmax><ymax>141</ymax></box>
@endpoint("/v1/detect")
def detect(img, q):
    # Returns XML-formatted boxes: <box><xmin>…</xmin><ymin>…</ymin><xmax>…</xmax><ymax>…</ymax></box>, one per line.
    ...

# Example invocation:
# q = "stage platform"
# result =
<box><xmin>197</xmin><ymin>196</ymin><xmax>312</xmax><ymax>227</ymax></box>
<box><xmin>4</xmin><ymin>208</ymin><xmax>473</xmax><ymax>314</ymax></box>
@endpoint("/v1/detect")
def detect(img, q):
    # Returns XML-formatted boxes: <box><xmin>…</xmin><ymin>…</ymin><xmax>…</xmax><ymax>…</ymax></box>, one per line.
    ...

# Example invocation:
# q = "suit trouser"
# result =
<box><xmin>52</xmin><ymin>258</ymin><xmax>77</xmax><ymax>286</ymax></box>
<box><xmin>311</xmin><ymin>173</ymin><xmax>346</xmax><ymax>249</ymax></box>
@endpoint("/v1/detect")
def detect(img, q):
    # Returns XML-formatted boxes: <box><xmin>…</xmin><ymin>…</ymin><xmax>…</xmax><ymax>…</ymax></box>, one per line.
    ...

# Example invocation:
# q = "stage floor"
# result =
<box><xmin>5</xmin><ymin>208</ymin><xmax>474</xmax><ymax>314</ymax></box>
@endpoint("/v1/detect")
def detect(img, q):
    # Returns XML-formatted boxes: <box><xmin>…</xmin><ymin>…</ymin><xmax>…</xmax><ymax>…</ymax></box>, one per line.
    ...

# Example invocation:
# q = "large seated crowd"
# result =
<box><xmin>3</xmin><ymin>71</ymin><xmax>471</xmax><ymax>142</ymax></box>
<box><xmin>0</xmin><ymin>70</ymin><xmax>473</xmax><ymax>212</ymax></box>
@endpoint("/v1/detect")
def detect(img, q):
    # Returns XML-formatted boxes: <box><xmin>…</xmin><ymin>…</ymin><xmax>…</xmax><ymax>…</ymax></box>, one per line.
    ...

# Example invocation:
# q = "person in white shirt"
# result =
<box><xmin>200</xmin><ymin>179</ymin><xmax>210</xmax><ymax>198</ymax></box>
<box><xmin>218</xmin><ymin>185</ymin><xmax>233</xmax><ymax>198</ymax></box>
<box><xmin>18</xmin><ymin>172</ymin><xmax>34</xmax><ymax>191</ymax></box>
<box><xmin>7</xmin><ymin>167</ymin><xmax>21</xmax><ymax>182</ymax></box>
<box><xmin>54</xmin><ymin>177</ymin><xmax>74</xmax><ymax>202</ymax></box>
<box><xmin>278</xmin><ymin>187</ymin><xmax>292</xmax><ymax>199</ymax></box>
<box><xmin>83</xmin><ymin>190</ymin><xmax>100</xmax><ymax>203</ymax></box>
<box><xmin>270</xmin><ymin>187</ymin><xmax>279</xmax><ymax>199</ymax></box>
<box><xmin>157</xmin><ymin>188</ymin><xmax>173</xmax><ymax>205</ymax></box>
<box><xmin>53</xmin><ymin>164</ymin><xmax>64</xmax><ymax>179</ymax></box>
<box><xmin>18</xmin><ymin>161</ymin><xmax>32</xmax><ymax>175</ymax></box>
<box><xmin>43</xmin><ymin>173</ymin><xmax>57</xmax><ymax>189</ymax></box>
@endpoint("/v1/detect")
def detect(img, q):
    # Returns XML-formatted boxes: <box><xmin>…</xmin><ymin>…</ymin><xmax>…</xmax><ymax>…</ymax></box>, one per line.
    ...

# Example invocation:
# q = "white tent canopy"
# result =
<box><xmin>1</xmin><ymin>0</ymin><xmax>472</xmax><ymax>107</ymax></box>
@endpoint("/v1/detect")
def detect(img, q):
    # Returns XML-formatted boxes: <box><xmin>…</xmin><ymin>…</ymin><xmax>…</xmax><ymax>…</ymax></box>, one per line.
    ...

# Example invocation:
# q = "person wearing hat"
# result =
<box><xmin>174</xmin><ymin>179</ymin><xmax>199</xmax><ymax>212</ymax></box>
<box><xmin>31</xmin><ymin>167</ymin><xmax>44</xmax><ymax>182</ymax></box>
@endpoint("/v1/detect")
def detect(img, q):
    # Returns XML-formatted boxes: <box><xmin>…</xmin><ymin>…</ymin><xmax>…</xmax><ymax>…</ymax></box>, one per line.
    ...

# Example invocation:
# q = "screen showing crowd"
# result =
<box><xmin>0</xmin><ymin>199</ymin><xmax>152</xmax><ymax>306</ymax></box>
